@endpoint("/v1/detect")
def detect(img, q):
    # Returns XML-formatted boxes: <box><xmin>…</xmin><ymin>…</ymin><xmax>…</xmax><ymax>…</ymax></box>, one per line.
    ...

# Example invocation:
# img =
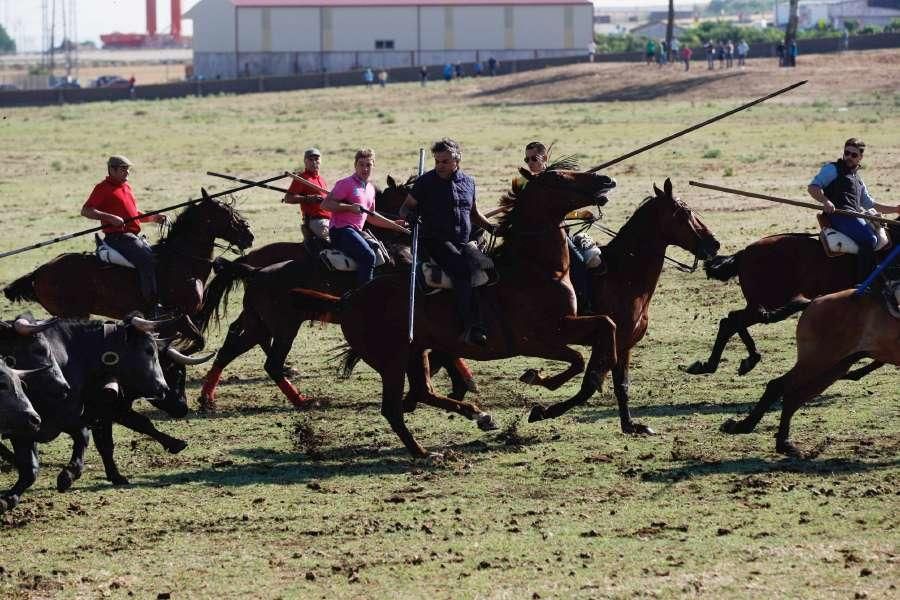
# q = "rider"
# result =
<box><xmin>402</xmin><ymin>138</ymin><xmax>497</xmax><ymax>347</ymax></box>
<box><xmin>519</xmin><ymin>141</ymin><xmax>593</xmax><ymax>313</ymax></box>
<box><xmin>283</xmin><ymin>147</ymin><xmax>330</xmax><ymax>246</ymax></box>
<box><xmin>321</xmin><ymin>148</ymin><xmax>408</xmax><ymax>285</ymax></box>
<box><xmin>81</xmin><ymin>155</ymin><xmax>167</xmax><ymax>315</ymax></box>
<box><xmin>808</xmin><ymin>138</ymin><xmax>900</xmax><ymax>283</ymax></box>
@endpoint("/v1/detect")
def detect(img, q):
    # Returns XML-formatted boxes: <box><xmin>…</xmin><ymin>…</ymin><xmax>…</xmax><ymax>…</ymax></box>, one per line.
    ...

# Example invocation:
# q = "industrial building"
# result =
<box><xmin>775</xmin><ymin>0</ymin><xmax>900</xmax><ymax>29</ymax></box>
<box><xmin>184</xmin><ymin>0</ymin><xmax>593</xmax><ymax>79</ymax></box>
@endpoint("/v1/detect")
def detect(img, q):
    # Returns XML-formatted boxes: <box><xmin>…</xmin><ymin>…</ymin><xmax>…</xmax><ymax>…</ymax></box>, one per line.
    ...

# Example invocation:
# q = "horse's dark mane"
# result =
<box><xmin>155</xmin><ymin>196</ymin><xmax>238</xmax><ymax>254</ymax></box>
<box><xmin>605</xmin><ymin>195</ymin><xmax>659</xmax><ymax>257</ymax></box>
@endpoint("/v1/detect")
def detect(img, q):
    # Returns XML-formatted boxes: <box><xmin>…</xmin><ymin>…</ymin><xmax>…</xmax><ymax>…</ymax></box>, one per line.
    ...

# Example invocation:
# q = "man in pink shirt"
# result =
<box><xmin>322</xmin><ymin>148</ymin><xmax>408</xmax><ymax>285</ymax></box>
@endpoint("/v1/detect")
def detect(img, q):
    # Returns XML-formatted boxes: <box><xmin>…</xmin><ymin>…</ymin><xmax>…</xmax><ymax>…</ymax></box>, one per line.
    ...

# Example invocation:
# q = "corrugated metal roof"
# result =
<box><xmin>231</xmin><ymin>0</ymin><xmax>590</xmax><ymax>6</ymax></box>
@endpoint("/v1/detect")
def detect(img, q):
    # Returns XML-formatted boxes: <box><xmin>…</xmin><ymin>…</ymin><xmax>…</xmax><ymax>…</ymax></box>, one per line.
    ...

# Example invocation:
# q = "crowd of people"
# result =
<box><xmin>644</xmin><ymin>38</ymin><xmax>753</xmax><ymax>72</ymax></box>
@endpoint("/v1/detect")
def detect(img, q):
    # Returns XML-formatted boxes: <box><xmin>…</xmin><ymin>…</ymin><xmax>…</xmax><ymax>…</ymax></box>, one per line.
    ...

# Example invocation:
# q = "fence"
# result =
<box><xmin>1</xmin><ymin>32</ymin><xmax>898</xmax><ymax>108</ymax></box>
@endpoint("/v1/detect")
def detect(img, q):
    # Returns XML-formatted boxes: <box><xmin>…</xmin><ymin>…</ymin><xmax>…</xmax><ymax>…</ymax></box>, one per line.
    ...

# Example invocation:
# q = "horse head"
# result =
<box><xmin>650</xmin><ymin>178</ymin><xmax>719</xmax><ymax>260</ymax></box>
<box><xmin>376</xmin><ymin>174</ymin><xmax>414</xmax><ymax>217</ymax></box>
<box><xmin>198</xmin><ymin>188</ymin><xmax>255</xmax><ymax>250</ymax></box>
<box><xmin>513</xmin><ymin>164</ymin><xmax>616</xmax><ymax>226</ymax></box>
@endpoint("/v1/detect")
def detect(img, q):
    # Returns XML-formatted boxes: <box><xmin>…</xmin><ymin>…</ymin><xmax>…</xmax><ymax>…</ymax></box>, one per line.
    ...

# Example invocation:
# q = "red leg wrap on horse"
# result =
<box><xmin>454</xmin><ymin>358</ymin><xmax>478</xmax><ymax>392</ymax></box>
<box><xmin>277</xmin><ymin>378</ymin><xmax>310</xmax><ymax>408</ymax></box>
<box><xmin>201</xmin><ymin>366</ymin><xmax>223</xmax><ymax>400</ymax></box>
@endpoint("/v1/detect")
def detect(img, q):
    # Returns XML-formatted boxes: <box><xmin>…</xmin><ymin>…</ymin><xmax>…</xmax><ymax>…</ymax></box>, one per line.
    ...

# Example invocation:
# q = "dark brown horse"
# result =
<box><xmin>4</xmin><ymin>191</ymin><xmax>254</xmax><ymax>351</ymax></box>
<box><xmin>293</xmin><ymin>166</ymin><xmax>619</xmax><ymax>457</ymax></box>
<box><xmin>193</xmin><ymin>176</ymin><xmax>475</xmax><ymax>410</ymax></box>
<box><xmin>524</xmin><ymin>178</ymin><xmax>721</xmax><ymax>430</ymax></box>
<box><xmin>721</xmin><ymin>288</ymin><xmax>900</xmax><ymax>456</ymax></box>
<box><xmin>684</xmin><ymin>232</ymin><xmax>889</xmax><ymax>378</ymax></box>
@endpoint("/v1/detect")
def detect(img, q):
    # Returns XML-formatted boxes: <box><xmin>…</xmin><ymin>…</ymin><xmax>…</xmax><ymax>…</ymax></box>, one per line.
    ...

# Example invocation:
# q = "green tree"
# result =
<box><xmin>0</xmin><ymin>22</ymin><xmax>16</xmax><ymax>53</ymax></box>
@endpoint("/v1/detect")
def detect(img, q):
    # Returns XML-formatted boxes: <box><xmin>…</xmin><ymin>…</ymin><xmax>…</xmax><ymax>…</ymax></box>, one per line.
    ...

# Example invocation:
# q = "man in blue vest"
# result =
<box><xmin>402</xmin><ymin>138</ymin><xmax>497</xmax><ymax>346</ymax></box>
<box><xmin>808</xmin><ymin>138</ymin><xmax>900</xmax><ymax>282</ymax></box>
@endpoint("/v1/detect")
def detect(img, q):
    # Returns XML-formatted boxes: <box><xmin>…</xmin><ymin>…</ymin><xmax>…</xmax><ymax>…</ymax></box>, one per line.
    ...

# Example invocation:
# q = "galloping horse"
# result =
<box><xmin>293</xmin><ymin>165</ymin><xmax>618</xmax><ymax>457</ymax></box>
<box><xmin>721</xmin><ymin>288</ymin><xmax>900</xmax><ymax>456</ymax></box>
<box><xmin>525</xmin><ymin>179</ymin><xmax>721</xmax><ymax>430</ymax></box>
<box><xmin>4</xmin><ymin>191</ymin><xmax>254</xmax><ymax>351</ymax></box>
<box><xmin>193</xmin><ymin>176</ymin><xmax>474</xmax><ymax>410</ymax></box>
<box><xmin>684</xmin><ymin>228</ymin><xmax>895</xmax><ymax>378</ymax></box>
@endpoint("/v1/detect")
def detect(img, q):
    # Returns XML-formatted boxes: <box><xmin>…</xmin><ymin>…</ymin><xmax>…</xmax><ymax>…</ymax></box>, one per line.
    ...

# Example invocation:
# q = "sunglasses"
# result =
<box><xmin>524</xmin><ymin>155</ymin><xmax>544</xmax><ymax>163</ymax></box>
<box><xmin>843</xmin><ymin>149</ymin><xmax>861</xmax><ymax>158</ymax></box>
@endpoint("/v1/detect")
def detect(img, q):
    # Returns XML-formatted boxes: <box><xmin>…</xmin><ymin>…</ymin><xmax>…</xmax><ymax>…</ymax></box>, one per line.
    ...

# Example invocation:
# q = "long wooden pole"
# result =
<box><xmin>689</xmin><ymin>180</ymin><xmax>899</xmax><ymax>228</ymax></box>
<box><xmin>408</xmin><ymin>149</ymin><xmax>425</xmax><ymax>343</ymax></box>
<box><xmin>587</xmin><ymin>80</ymin><xmax>807</xmax><ymax>173</ymax></box>
<box><xmin>208</xmin><ymin>171</ymin><xmax>291</xmax><ymax>194</ymax></box>
<box><xmin>0</xmin><ymin>172</ymin><xmax>291</xmax><ymax>261</ymax></box>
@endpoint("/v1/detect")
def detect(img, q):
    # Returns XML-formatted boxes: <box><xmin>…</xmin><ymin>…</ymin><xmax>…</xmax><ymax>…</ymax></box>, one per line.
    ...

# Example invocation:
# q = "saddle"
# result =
<box><xmin>817</xmin><ymin>212</ymin><xmax>890</xmax><ymax>257</ymax></box>
<box><xmin>318</xmin><ymin>231</ymin><xmax>391</xmax><ymax>272</ymax></box>
<box><xmin>420</xmin><ymin>241</ymin><xmax>498</xmax><ymax>293</ymax></box>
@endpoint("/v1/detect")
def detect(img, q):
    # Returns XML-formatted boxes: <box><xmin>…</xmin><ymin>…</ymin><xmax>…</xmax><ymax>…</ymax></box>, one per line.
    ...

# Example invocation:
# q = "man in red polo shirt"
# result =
<box><xmin>282</xmin><ymin>147</ymin><xmax>330</xmax><ymax>244</ymax></box>
<box><xmin>81</xmin><ymin>155</ymin><xmax>167</xmax><ymax>313</ymax></box>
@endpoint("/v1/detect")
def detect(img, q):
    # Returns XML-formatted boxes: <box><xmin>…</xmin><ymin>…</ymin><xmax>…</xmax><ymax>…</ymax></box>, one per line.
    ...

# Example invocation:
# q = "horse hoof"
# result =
<box><xmin>520</xmin><ymin>369</ymin><xmax>540</xmax><ymax>385</ymax></box>
<box><xmin>166</xmin><ymin>439</ymin><xmax>188</xmax><ymax>454</ymax></box>
<box><xmin>197</xmin><ymin>395</ymin><xmax>217</xmax><ymax>413</ymax></box>
<box><xmin>0</xmin><ymin>495</ymin><xmax>18</xmax><ymax>513</ymax></box>
<box><xmin>737</xmin><ymin>354</ymin><xmax>761</xmax><ymax>376</ymax></box>
<box><xmin>110</xmin><ymin>475</ymin><xmax>130</xmax><ymax>486</ymax></box>
<box><xmin>623</xmin><ymin>422</ymin><xmax>655</xmax><ymax>435</ymax></box>
<box><xmin>476</xmin><ymin>413</ymin><xmax>499</xmax><ymax>432</ymax></box>
<box><xmin>684</xmin><ymin>361</ymin><xmax>712</xmax><ymax>375</ymax></box>
<box><xmin>776</xmin><ymin>439</ymin><xmax>803</xmax><ymax>458</ymax></box>
<box><xmin>720</xmin><ymin>418</ymin><xmax>739</xmax><ymax>434</ymax></box>
<box><xmin>464</xmin><ymin>377</ymin><xmax>479</xmax><ymax>394</ymax></box>
<box><xmin>425</xmin><ymin>452</ymin><xmax>444</xmax><ymax>465</ymax></box>
<box><xmin>56</xmin><ymin>468</ymin><xmax>79</xmax><ymax>492</ymax></box>
<box><xmin>528</xmin><ymin>405</ymin><xmax>546</xmax><ymax>423</ymax></box>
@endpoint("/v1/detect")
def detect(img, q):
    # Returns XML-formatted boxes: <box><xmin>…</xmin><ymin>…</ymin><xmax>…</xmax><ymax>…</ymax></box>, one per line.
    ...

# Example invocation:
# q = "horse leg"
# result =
<box><xmin>528</xmin><ymin>316</ymin><xmax>617</xmax><ymax>422</ymax></box>
<box><xmin>721</xmin><ymin>373</ymin><xmax>789</xmax><ymax>435</ymax></box>
<box><xmin>732</xmin><ymin>299</ymin><xmax>811</xmax><ymax>376</ymax></box>
<box><xmin>686</xmin><ymin>309</ymin><xmax>745</xmax><ymax>374</ymax></box>
<box><xmin>0</xmin><ymin>440</ymin><xmax>14</xmax><ymax>464</ymax></box>
<box><xmin>775</xmin><ymin>362</ymin><xmax>852</xmax><ymax>457</ymax></box>
<box><xmin>199</xmin><ymin>311</ymin><xmax>264</xmax><ymax>411</ymax></box>
<box><xmin>1</xmin><ymin>439</ymin><xmax>39</xmax><ymax>513</ymax></box>
<box><xmin>113</xmin><ymin>408</ymin><xmax>187</xmax><ymax>454</ymax></box>
<box><xmin>380</xmin><ymin>351</ymin><xmax>430</xmax><ymax>459</ymax></box>
<box><xmin>56</xmin><ymin>427</ymin><xmax>90</xmax><ymax>493</ymax></box>
<box><xmin>429</xmin><ymin>350</ymin><xmax>477</xmax><ymax>400</ymax></box>
<box><xmin>91</xmin><ymin>421</ymin><xmax>129</xmax><ymax>486</ymax></box>
<box><xmin>178</xmin><ymin>315</ymin><xmax>205</xmax><ymax>354</ymax></box>
<box><xmin>407</xmin><ymin>349</ymin><xmax>496</xmax><ymax>431</ymax></box>
<box><xmin>519</xmin><ymin>344</ymin><xmax>585</xmax><ymax>391</ymax></box>
<box><xmin>841</xmin><ymin>360</ymin><xmax>884</xmax><ymax>381</ymax></box>
<box><xmin>264</xmin><ymin>325</ymin><xmax>311</xmax><ymax>409</ymax></box>
<box><xmin>610</xmin><ymin>351</ymin><xmax>656</xmax><ymax>435</ymax></box>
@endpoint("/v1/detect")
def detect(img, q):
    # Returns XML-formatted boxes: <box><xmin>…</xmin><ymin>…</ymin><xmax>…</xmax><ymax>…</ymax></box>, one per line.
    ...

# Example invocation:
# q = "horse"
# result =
<box><xmin>721</xmin><ymin>288</ymin><xmax>900</xmax><ymax>457</ymax></box>
<box><xmin>292</xmin><ymin>164</ymin><xmax>619</xmax><ymax>457</ymax></box>
<box><xmin>503</xmin><ymin>179</ymin><xmax>718</xmax><ymax>432</ymax></box>
<box><xmin>3</xmin><ymin>190</ymin><xmax>254</xmax><ymax>352</ymax></box>
<box><xmin>193</xmin><ymin>175</ymin><xmax>475</xmax><ymax>411</ymax></box>
<box><xmin>684</xmin><ymin>231</ymin><xmax>892</xmax><ymax>379</ymax></box>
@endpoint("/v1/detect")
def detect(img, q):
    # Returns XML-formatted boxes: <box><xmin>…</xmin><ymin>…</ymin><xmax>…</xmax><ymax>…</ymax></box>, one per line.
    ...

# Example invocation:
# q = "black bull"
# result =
<box><xmin>0</xmin><ymin>315</ymin><xmax>205</xmax><ymax>512</ymax></box>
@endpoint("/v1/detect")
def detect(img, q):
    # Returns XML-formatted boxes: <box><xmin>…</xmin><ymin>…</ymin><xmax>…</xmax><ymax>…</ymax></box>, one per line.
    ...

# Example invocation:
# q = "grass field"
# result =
<box><xmin>0</xmin><ymin>50</ymin><xmax>898</xmax><ymax>599</ymax></box>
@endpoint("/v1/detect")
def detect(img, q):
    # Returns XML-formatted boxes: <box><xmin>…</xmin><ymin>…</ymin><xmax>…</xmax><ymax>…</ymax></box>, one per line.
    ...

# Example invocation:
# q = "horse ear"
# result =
<box><xmin>652</xmin><ymin>183</ymin><xmax>663</xmax><ymax>197</ymax></box>
<box><xmin>518</xmin><ymin>167</ymin><xmax>534</xmax><ymax>180</ymax></box>
<box><xmin>386</xmin><ymin>174</ymin><xmax>396</xmax><ymax>188</ymax></box>
<box><xmin>201</xmin><ymin>188</ymin><xmax>211</xmax><ymax>201</ymax></box>
<box><xmin>664</xmin><ymin>178</ymin><xmax>673</xmax><ymax>197</ymax></box>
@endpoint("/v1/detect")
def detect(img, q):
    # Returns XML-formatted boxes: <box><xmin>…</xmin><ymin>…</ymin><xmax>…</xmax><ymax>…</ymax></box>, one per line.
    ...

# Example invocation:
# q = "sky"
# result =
<box><xmin>0</xmin><ymin>1</ymin><xmax>704</xmax><ymax>53</ymax></box>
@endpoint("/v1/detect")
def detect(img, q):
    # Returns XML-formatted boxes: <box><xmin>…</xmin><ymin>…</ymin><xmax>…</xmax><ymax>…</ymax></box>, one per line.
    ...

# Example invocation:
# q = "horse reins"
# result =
<box><xmin>580</xmin><ymin>218</ymin><xmax>700</xmax><ymax>274</ymax></box>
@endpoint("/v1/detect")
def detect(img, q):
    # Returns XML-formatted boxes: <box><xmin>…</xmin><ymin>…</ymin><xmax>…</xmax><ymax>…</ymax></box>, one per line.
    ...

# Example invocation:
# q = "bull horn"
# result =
<box><xmin>130</xmin><ymin>316</ymin><xmax>179</xmax><ymax>333</ymax></box>
<box><xmin>165</xmin><ymin>347</ymin><xmax>215</xmax><ymax>366</ymax></box>
<box><xmin>13</xmin><ymin>317</ymin><xmax>58</xmax><ymax>336</ymax></box>
<box><xmin>8</xmin><ymin>366</ymin><xmax>46</xmax><ymax>378</ymax></box>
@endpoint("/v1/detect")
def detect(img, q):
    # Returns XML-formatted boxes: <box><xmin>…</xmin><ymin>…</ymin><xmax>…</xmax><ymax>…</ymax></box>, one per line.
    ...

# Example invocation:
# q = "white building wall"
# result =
<box><xmin>329</xmin><ymin>7</ymin><xmax>419</xmax><ymax>51</ymax></box>
<box><xmin>270</xmin><ymin>8</ymin><xmax>321</xmax><ymax>52</ymax></box>
<box><xmin>186</xmin><ymin>0</ymin><xmax>235</xmax><ymax>53</ymax></box>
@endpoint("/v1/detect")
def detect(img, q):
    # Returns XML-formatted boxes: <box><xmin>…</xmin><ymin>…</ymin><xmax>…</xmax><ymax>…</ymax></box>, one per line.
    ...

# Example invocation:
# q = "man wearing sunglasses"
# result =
<box><xmin>808</xmin><ymin>138</ymin><xmax>900</xmax><ymax>282</ymax></box>
<box><xmin>82</xmin><ymin>155</ymin><xmax>167</xmax><ymax>315</ymax></box>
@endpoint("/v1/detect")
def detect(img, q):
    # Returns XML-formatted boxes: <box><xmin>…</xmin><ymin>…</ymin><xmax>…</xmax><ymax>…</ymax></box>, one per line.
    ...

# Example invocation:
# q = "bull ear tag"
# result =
<box><xmin>2</xmin><ymin>356</ymin><xmax>15</xmax><ymax>367</ymax></box>
<box><xmin>101</xmin><ymin>351</ymin><xmax>120</xmax><ymax>366</ymax></box>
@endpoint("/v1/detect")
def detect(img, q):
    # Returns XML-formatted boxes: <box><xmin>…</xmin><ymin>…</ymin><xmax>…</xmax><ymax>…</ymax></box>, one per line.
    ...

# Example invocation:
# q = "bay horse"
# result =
<box><xmin>524</xmin><ymin>178</ymin><xmax>721</xmax><ymax>430</ymax></box>
<box><xmin>293</xmin><ymin>165</ymin><xmax>619</xmax><ymax>458</ymax></box>
<box><xmin>193</xmin><ymin>175</ymin><xmax>475</xmax><ymax>411</ymax></box>
<box><xmin>721</xmin><ymin>288</ymin><xmax>900</xmax><ymax>456</ymax></box>
<box><xmin>684</xmin><ymin>230</ymin><xmax>893</xmax><ymax>378</ymax></box>
<box><xmin>3</xmin><ymin>190</ymin><xmax>254</xmax><ymax>352</ymax></box>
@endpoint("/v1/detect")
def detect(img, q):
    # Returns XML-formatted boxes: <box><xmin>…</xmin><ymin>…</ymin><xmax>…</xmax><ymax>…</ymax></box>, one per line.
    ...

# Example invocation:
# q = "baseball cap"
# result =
<box><xmin>304</xmin><ymin>148</ymin><xmax>321</xmax><ymax>158</ymax></box>
<box><xmin>107</xmin><ymin>155</ymin><xmax>133</xmax><ymax>168</ymax></box>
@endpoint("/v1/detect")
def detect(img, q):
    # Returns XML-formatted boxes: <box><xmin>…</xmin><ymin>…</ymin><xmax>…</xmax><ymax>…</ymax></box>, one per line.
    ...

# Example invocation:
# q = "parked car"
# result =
<box><xmin>51</xmin><ymin>79</ymin><xmax>81</xmax><ymax>89</ymax></box>
<box><xmin>0</xmin><ymin>83</ymin><xmax>19</xmax><ymax>91</ymax></box>
<box><xmin>93</xmin><ymin>75</ymin><xmax>130</xmax><ymax>88</ymax></box>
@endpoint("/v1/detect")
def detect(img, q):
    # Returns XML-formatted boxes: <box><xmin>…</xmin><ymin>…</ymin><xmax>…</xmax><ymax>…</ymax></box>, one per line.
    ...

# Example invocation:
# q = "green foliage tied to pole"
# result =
<box><xmin>0</xmin><ymin>23</ymin><xmax>16</xmax><ymax>54</ymax></box>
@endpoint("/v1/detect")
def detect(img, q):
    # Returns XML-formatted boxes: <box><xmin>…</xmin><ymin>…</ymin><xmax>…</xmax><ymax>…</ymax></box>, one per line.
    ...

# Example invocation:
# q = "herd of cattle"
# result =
<box><xmin>0</xmin><ymin>313</ymin><xmax>205</xmax><ymax>512</ymax></box>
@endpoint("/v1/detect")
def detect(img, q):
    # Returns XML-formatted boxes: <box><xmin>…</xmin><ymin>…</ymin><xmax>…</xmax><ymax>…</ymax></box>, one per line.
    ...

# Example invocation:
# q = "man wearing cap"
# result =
<box><xmin>283</xmin><ymin>148</ymin><xmax>330</xmax><ymax>245</ymax></box>
<box><xmin>81</xmin><ymin>155</ymin><xmax>167</xmax><ymax>313</ymax></box>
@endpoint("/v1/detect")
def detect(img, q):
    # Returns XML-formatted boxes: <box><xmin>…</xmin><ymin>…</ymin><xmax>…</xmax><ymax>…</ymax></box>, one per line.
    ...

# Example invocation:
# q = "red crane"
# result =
<box><xmin>101</xmin><ymin>0</ymin><xmax>184</xmax><ymax>49</ymax></box>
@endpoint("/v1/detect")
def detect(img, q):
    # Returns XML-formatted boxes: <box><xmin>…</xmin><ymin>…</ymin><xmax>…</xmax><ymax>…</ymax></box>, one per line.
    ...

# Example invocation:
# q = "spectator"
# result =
<box><xmin>454</xmin><ymin>61</ymin><xmax>463</xmax><ymax>78</ymax></box>
<box><xmin>443</xmin><ymin>63</ymin><xmax>454</xmax><ymax>82</ymax></box>
<box><xmin>363</xmin><ymin>67</ymin><xmax>374</xmax><ymax>87</ymax></box>
<box><xmin>657</xmin><ymin>40</ymin><xmax>667</xmax><ymax>66</ymax></box>
<box><xmin>788</xmin><ymin>40</ymin><xmax>798</xmax><ymax>67</ymax></box>
<box><xmin>704</xmin><ymin>41</ymin><xmax>715</xmax><ymax>70</ymax></box>
<box><xmin>128</xmin><ymin>75</ymin><xmax>136</xmax><ymax>99</ymax></box>
<box><xmin>670</xmin><ymin>37</ymin><xmax>681</xmax><ymax>62</ymax></box>
<box><xmin>681</xmin><ymin>45</ymin><xmax>692</xmax><ymax>71</ymax></box>
<box><xmin>716</xmin><ymin>40</ymin><xmax>725</xmax><ymax>68</ymax></box>
<box><xmin>588</xmin><ymin>41</ymin><xmax>597</xmax><ymax>63</ymax></box>
<box><xmin>776</xmin><ymin>42</ymin><xmax>785</xmax><ymax>67</ymax></box>
<box><xmin>645</xmin><ymin>38</ymin><xmax>657</xmax><ymax>65</ymax></box>
<box><xmin>473</xmin><ymin>61</ymin><xmax>483</xmax><ymax>77</ymax></box>
<box><xmin>725</xmin><ymin>40</ymin><xmax>734</xmax><ymax>68</ymax></box>
<box><xmin>841</xmin><ymin>28</ymin><xmax>850</xmax><ymax>51</ymax></box>
<box><xmin>487</xmin><ymin>56</ymin><xmax>498</xmax><ymax>76</ymax></box>
<box><xmin>419</xmin><ymin>65</ymin><xmax>428</xmax><ymax>86</ymax></box>
<box><xmin>377</xmin><ymin>68</ymin><xmax>388</xmax><ymax>88</ymax></box>
<box><xmin>736</xmin><ymin>39</ymin><xmax>749</xmax><ymax>67</ymax></box>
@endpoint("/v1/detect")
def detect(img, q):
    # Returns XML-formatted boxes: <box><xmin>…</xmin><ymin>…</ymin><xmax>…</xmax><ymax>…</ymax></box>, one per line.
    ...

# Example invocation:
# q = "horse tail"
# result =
<box><xmin>3</xmin><ymin>272</ymin><xmax>37</xmax><ymax>303</ymax></box>
<box><xmin>330</xmin><ymin>343</ymin><xmax>362</xmax><ymax>379</ymax></box>
<box><xmin>289</xmin><ymin>288</ymin><xmax>343</xmax><ymax>323</ymax></box>
<box><xmin>703</xmin><ymin>251</ymin><xmax>742</xmax><ymax>282</ymax></box>
<box><xmin>195</xmin><ymin>257</ymin><xmax>257</xmax><ymax>335</ymax></box>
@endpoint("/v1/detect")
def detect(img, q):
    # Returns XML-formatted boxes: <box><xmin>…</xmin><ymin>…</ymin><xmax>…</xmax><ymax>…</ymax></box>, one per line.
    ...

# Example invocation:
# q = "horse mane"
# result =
<box><xmin>495</xmin><ymin>159</ymin><xmax>580</xmax><ymax>241</ymax></box>
<box><xmin>155</xmin><ymin>195</ymin><xmax>239</xmax><ymax>254</ymax></box>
